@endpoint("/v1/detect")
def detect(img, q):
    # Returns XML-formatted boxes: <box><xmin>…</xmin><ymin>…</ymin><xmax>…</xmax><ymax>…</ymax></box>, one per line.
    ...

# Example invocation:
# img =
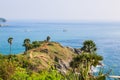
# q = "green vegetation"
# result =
<box><xmin>32</xmin><ymin>41</ymin><xmax>41</xmax><ymax>48</ymax></box>
<box><xmin>81</xmin><ymin>40</ymin><xmax>97</xmax><ymax>53</ymax></box>
<box><xmin>46</xmin><ymin>36</ymin><xmax>51</xmax><ymax>42</ymax></box>
<box><xmin>70</xmin><ymin>53</ymin><xmax>103</xmax><ymax>80</ymax></box>
<box><xmin>0</xmin><ymin>38</ymin><xmax>109</xmax><ymax>80</ymax></box>
<box><xmin>23</xmin><ymin>38</ymin><xmax>31</xmax><ymax>52</ymax></box>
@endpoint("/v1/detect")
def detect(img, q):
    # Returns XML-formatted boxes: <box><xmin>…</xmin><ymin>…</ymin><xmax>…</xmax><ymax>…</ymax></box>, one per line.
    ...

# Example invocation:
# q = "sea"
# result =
<box><xmin>0</xmin><ymin>21</ymin><xmax>120</xmax><ymax>79</ymax></box>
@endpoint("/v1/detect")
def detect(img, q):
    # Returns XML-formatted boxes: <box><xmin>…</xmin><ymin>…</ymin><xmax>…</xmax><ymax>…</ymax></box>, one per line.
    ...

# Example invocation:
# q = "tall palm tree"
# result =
<box><xmin>8</xmin><ymin>37</ymin><xmax>13</xmax><ymax>54</ymax></box>
<box><xmin>23</xmin><ymin>38</ymin><xmax>31</xmax><ymax>52</ymax></box>
<box><xmin>46</xmin><ymin>36</ymin><xmax>51</xmax><ymax>42</ymax></box>
<box><xmin>81</xmin><ymin>40</ymin><xmax>97</xmax><ymax>53</ymax></box>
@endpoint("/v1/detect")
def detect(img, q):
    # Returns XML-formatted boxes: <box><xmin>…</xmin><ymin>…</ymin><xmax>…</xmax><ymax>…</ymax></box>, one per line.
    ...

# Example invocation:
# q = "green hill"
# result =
<box><xmin>0</xmin><ymin>41</ymin><xmax>76</xmax><ymax>80</ymax></box>
<box><xmin>0</xmin><ymin>40</ymin><xmax>107</xmax><ymax>80</ymax></box>
<box><xmin>22</xmin><ymin>42</ymin><xmax>75</xmax><ymax>71</ymax></box>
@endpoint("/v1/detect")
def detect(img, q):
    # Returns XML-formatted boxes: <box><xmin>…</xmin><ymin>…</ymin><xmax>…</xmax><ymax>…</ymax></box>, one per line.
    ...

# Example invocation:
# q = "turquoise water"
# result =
<box><xmin>0</xmin><ymin>21</ymin><xmax>120</xmax><ymax>77</ymax></box>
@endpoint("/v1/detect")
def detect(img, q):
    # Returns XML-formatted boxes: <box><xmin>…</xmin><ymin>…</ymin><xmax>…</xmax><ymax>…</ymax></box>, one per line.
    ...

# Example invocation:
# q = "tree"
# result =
<box><xmin>70</xmin><ymin>53</ymin><xmax>103</xmax><ymax>80</ymax></box>
<box><xmin>46</xmin><ymin>36</ymin><xmax>51</xmax><ymax>42</ymax></box>
<box><xmin>81</xmin><ymin>40</ymin><xmax>97</xmax><ymax>53</ymax></box>
<box><xmin>23</xmin><ymin>38</ymin><xmax>31</xmax><ymax>52</ymax></box>
<box><xmin>8</xmin><ymin>37</ymin><xmax>13</xmax><ymax>54</ymax></box>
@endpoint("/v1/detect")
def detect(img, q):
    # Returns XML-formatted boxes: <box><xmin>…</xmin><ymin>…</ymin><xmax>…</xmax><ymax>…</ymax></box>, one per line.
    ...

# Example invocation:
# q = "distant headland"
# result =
<box><xmin>0</xmin><ymin>18</ymin><xmax>7</xmax><ymax>27</ymax></box>
<box><xmin>0</xmin><ymin>18</ymin><xmax>6</xmax><ymax>22</ymax></box>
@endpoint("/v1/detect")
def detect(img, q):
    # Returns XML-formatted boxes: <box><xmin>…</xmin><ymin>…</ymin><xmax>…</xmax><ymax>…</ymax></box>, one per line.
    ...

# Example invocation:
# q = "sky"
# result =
<box><xmin>0</xmin><ymin>0</ymin><xmax>120</xmax><ymax>21</ymax></box>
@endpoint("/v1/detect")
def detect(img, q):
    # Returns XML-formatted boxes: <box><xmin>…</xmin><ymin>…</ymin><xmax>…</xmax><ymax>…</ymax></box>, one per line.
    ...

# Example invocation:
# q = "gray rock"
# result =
<box><xmin>66</xmin><ymin>46</ymin><xmax>75</xmax><ymax>52</ymax></box>
<box><xmin>55</xmin><ymin>59</ymin><xmax>71</xmax><ymax>74</ymax></box>
<box><xmin>74</xmin><ymin>48</ymin><xmax>81</xmax><ymax>54</ymax></box>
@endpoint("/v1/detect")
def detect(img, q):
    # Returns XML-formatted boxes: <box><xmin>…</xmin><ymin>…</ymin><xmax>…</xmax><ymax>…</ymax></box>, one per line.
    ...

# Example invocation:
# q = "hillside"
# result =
<box><xmin>0</xmin><ymin>40</ymin><xmax>107</xmax><ymax>80</ymax></box>
<box><xmin>18</xmin><ymin>41</ymin><xmax>76</xmax><ymax>72</ymax></box>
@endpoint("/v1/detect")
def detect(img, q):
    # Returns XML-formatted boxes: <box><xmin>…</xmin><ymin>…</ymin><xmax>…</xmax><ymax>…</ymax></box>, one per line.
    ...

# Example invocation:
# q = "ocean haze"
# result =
<box><xmin>0</xmin><ymin>0</ymin><xmax>120</xmax><ymax>21</ymax></box>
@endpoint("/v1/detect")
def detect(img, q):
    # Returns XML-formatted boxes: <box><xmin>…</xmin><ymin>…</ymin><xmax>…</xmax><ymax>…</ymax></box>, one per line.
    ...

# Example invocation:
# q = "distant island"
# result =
<box><xmin>0</xmin><ymin>18</ymin><xmax>6</xmax><ymax>27</ymax></box>
<box><xmin>0</xmin><ymin>18</ymin><xmax>6</xmax><ymax>22</ymax></box>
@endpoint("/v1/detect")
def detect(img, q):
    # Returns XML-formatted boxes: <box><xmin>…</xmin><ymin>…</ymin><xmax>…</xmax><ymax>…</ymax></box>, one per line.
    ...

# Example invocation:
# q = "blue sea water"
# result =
<box><xmin>0</xmin><ymin>21</ymin><xmax>120</xmax><ymax>77</ymax></box>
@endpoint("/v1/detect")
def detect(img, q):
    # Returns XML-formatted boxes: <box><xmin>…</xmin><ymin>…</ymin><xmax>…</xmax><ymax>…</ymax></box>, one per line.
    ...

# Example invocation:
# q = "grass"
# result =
<box><xmin>18</xmin><ymin>42</ymin><xmax>75</xmax><ymax>72</ymax></box>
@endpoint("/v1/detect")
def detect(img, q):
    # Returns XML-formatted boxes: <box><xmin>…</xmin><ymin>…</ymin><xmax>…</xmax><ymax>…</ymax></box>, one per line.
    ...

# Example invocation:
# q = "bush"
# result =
<box><xmin>11</xmin><ymin>67</ymin><xmax>29</xmax><ymax>80</ymax></box>
<box><xmin>38</xmin><ymin>69</ymin><xmax>64</xmax><ymax>80</ymax></box>
<box><xmin>0</xmin><ymin>59</ymin><xmax>16</xmax><ymax>80</ymax></box>
<box><xmin>32</xmin><ymin>41</ymin><xmax>41</xmax><ymax>48</ymax></box>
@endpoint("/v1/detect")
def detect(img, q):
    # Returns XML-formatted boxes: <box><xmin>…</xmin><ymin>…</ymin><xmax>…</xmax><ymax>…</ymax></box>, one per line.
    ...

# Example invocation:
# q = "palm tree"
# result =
<box><xmin>70</xmin><ymin>53</ymin><xmax>103</xmax><ymax>80</ymax></box>
<box><xmin>23</xmin><ymin>38</ymin><xmax>31</xmax><ymax>52</ymax></box>
<box><xmin>81</xmin><ymin>40</ymin><xmax>97</xmax><ymax>53</ymax></box>
<box><xmin>8</xmin><ymin>37</ymin><xmax>13</xmax><ymax>54</ymax></box>
<box><xmin>46</xmin><ymin>36</ymin><xmax>51</xmax><ymax>42</ymax></box>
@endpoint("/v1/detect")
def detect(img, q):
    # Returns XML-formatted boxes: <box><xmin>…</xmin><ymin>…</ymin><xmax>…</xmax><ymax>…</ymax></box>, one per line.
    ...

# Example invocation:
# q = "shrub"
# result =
<box><xmin>0</xmin><ymin>59</ymin><xmax>16</xmax><ymax>80</ymax></box>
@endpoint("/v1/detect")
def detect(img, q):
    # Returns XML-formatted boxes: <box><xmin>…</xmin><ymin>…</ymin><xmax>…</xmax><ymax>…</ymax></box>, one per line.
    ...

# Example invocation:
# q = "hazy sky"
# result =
<box><xmin>0</xmin><ymin>0</ymin><xmax>120</xmax><ymax>21</ymax></box>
